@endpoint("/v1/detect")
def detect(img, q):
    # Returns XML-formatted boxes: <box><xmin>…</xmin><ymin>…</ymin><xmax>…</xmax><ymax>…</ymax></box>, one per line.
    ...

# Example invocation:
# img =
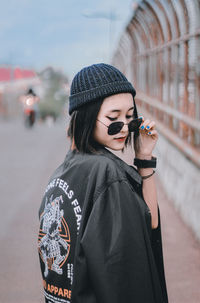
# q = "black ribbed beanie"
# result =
<box><xmin>69</xmin><ymin>63</ymin><xmax>136</xmax><ymax>115</ymax></box>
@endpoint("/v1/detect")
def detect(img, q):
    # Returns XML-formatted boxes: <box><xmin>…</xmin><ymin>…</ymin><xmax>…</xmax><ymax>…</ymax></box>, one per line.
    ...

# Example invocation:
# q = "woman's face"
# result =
<box><xmin>93</xmin><ymin>93</ymin><xmax>134</xmax><ymax>151</ymax></box>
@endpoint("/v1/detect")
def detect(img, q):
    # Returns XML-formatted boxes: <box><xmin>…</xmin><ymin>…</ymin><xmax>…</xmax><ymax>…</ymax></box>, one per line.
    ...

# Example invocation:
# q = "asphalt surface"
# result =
<box><xmin>157</xmin><ymin>180</ymin><xmax>200</xmax><ymax>303</ymax></box>
<box><xmin>0</xmin><ymin>118</ymin><xmax>68</xmax><ymax>303</ymax></box>
<box><xmin>1</xmin><ymin>118</ymin><xmax>200</xmax><ymax>303</ymax></box>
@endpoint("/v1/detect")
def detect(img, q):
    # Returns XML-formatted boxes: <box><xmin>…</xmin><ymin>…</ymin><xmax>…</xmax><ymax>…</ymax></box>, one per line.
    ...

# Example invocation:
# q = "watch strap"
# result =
<box><xmin>134</xmin><ymin>156</ymin><xmax>157</xmax><ymax>168</ymax></box>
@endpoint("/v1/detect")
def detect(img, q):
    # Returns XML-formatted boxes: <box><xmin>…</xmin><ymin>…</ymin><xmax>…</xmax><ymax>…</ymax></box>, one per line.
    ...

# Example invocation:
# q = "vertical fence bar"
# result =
<box><xmin>173</xmin><ymin>43</ymin><xmax>180</xmax><ymax>131</ymax></box>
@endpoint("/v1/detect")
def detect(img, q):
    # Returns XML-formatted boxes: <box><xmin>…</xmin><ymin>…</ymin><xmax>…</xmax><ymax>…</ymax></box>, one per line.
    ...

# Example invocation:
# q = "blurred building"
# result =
<box><xmin>0</xmin><ymin>65</ymin><xmax>41</xmax><ymax>119</ymax></box>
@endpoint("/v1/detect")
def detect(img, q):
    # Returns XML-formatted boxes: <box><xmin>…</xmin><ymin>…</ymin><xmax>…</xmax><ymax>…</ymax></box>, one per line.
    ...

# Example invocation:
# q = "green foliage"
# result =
<box><xmin>38</xmin><ymin>67</ymin><xmax>69</xmax><ymax>120</ymax></box>
<box><xmin>38</xmin><ymin>101</ymin><xmax>60</xmax><ymax>120</ymax></box>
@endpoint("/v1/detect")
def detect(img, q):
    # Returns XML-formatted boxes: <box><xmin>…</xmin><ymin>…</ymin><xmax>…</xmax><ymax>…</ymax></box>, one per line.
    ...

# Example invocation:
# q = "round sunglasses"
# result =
<box><xmin>97</xmin><ymin>117</ymin><xmax>143</xmax><ymax>135</ymax></box>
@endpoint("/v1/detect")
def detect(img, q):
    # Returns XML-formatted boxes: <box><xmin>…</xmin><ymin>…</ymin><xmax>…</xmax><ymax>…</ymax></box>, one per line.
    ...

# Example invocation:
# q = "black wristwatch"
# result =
<box><xmin>134</xmin><ymin>156</ymin><xmax>157</xmax><ymax>168</ymax></box>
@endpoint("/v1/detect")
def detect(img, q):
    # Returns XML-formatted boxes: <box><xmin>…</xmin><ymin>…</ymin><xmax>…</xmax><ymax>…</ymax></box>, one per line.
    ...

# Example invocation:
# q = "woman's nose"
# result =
<box><xmin>121</xmin><ymin>122</ymin><xmax>129</xmax><ymax>132</ymax></box>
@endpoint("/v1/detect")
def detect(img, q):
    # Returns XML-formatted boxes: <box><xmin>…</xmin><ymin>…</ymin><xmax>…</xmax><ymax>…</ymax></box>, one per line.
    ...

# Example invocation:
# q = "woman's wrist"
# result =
<box><xmin>134</xmin><ymin>155</ymin><xmax>157</xmax><ymax>169</ymax></box>
<box><xmin>138</xmin><ymin>167</ymin><xmax>154</xmax><ymax>175</ymax></box>
<box><xmin>140</xmin><ymin>169</ymin><xmax>155</xmax><ymax>180</ymax></box>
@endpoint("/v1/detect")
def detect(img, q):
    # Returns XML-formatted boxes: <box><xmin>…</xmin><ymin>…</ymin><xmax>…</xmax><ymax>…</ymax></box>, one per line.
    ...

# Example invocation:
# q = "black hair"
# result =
<box><xmin>27</xmin><ymin>88</ymin><xmax>36</xmax><ymax>96</ymax></box>
<box><xmin>68</xmin><ymin>97</ymin><xmax>139</xmax><ymax>154</ymax></box>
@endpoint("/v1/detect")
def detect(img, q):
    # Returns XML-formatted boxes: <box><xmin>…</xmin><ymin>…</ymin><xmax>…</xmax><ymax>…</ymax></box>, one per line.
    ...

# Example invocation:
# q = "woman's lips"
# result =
<box><xmin>114</xmin><ymin>136</ymin><xmax>126</xmax><ymax>142</ymax></box>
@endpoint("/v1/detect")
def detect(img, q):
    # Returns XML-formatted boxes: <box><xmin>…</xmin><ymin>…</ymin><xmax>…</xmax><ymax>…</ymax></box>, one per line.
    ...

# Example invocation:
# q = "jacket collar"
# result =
<box><xmin>99</xmin><ymin>147</ymin><xmax>142</xmax><ymax>185</ymax></box>
<box><xmin>66</xmin><ymin>147</ymin><xmax>142</xmax><ymax>185</ymax></box>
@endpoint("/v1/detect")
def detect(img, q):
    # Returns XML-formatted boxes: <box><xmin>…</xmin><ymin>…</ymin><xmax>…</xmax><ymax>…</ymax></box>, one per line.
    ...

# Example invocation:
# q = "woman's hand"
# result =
<box><xmin>134</xmin><ymin>117</ymin><xmax>158</xmax><ymax>158</ymax></box>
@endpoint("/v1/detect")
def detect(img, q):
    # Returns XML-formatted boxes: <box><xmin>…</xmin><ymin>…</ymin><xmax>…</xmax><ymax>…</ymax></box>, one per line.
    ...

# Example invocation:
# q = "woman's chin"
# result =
<box><xmin>105</xmin><ymin>141</ymin><xmax>126</xmax><ymax>151</ymax></box>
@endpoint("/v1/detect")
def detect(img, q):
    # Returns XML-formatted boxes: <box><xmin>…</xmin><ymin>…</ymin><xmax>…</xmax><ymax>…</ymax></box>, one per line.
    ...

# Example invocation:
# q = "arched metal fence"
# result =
<box><xmin>112</xmin><ymin>0</ymin><xmax>200</xmax><ymax>167</ymax></box>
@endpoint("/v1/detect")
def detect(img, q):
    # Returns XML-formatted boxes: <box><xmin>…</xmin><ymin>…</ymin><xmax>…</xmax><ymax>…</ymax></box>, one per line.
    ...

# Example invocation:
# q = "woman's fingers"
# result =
<box><xmin>140</xmin><ymin>119</ymin><xmax>156</xmax><ymax>131</ymax></box>
<box><xmin>140</xmin><ymin>119</ymin><xmax>150</xmax><ymax>130</ymax></box>
<box><xmin>146</xmin><ymin>121</ymin><xmax>156</xmax><ymax>130</ymax></box>
<box><xmin>146</xmin><ymin>129</ymin><xmax>158</xmax><ymax>138</ymax></box>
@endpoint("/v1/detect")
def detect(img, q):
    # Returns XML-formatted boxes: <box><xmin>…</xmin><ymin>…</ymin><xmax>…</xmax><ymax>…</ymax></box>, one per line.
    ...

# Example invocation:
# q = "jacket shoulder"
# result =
<box><xmin>79</xmin><ymin>152</ymin><xmax>126</xmax><ymax>183</ymax></box>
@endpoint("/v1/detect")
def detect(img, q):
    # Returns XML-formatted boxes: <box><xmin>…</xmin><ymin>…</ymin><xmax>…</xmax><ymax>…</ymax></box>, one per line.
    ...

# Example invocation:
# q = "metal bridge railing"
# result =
<box><xmin>112</xmin><ymin>0</ymin><xmax>200</xmax><ymax>168</ymax></box>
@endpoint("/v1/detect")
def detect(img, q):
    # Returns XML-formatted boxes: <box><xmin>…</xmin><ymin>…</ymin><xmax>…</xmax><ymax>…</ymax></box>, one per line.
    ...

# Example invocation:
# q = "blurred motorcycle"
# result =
<box><xmin>20</xmin><ymin>88</ymin><xmax>39</xmax><ymax>128</ymax></box>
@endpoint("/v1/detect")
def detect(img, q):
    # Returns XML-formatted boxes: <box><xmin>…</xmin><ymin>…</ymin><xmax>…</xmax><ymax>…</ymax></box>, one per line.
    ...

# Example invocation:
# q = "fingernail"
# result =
<box><xmin>148</xmin><ymin>131</ymin><xmax>151</xmax><ymax>135</ymax></box>
<box><xmin>146</xmin><ymin>126</ymin><xmax>150</xmax><ymax>130</ymax></box>
<box><xmin>141</xmin><ymin>126</ymin><xmax>144</xmax><ymax>130</ymax></box>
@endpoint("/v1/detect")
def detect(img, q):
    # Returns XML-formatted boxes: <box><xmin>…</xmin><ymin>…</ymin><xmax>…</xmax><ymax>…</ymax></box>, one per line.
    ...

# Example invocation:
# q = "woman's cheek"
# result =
<box><xmin>93</xmin><ymin>124</ymin><xmax>106</xmax><ymax>144</ymax></box>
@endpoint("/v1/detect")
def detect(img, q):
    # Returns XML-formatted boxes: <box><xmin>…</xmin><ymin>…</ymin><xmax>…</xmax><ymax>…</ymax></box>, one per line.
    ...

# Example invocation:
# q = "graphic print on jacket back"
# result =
<box><xmin>38</xmin><ymin>177</ymin><xmax>82</xmax><ymax>303</ymax></box>
<box><xmin>38</xmin><ymin>195</ymin><xmax>70</xmax><ymax>277</ymax></box>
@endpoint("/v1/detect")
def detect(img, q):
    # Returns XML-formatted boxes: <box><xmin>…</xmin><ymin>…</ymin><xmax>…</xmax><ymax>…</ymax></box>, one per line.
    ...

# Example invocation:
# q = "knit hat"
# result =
<box><xmin>69</xmin><ymin>63</ymin><xmax>136</xmax><ymax>115</ymax></box>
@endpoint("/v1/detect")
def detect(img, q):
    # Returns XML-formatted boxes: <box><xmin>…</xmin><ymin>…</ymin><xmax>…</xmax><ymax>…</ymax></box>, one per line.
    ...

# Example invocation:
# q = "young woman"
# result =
<box><xmin>38</xmin><ymin>63</ymin><xmax>168</xmax><ymax>303</ymax></box>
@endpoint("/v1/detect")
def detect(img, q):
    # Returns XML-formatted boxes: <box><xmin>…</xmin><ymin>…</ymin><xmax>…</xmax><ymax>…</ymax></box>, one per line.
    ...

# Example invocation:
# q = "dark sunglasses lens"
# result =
<box><xmin>108</xmin><ymin>122</ymin><xmax>124</xmax><ymax>135</ymax></box>
<box><xmin>128</xmin><ymin>118</ymin><xmax>143</xmax><ymax>132</ymax></box>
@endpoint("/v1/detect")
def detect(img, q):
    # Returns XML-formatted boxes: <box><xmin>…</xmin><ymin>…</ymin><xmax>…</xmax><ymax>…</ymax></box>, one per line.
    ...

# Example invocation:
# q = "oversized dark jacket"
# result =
<box><xmin>38</xmin><ymin>147</ymin><xmax>168</xmax><ymax>303</ymax></box>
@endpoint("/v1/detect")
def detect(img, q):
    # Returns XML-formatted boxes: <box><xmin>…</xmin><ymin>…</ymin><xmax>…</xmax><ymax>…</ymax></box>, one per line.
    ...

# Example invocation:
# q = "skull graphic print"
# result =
<box><xmin>38</xmin><ymin>195</ymin><xmax>70</xmax><ymax>277</ymax></box>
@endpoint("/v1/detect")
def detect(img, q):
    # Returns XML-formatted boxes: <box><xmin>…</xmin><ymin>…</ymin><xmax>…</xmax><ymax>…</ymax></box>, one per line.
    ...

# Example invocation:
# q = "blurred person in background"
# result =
<box><xmin>38</xmin><ymin>63</ymin><xmax>168</xmax><ymax>303</ymax></box>
<box><xmin>20</xmin><ymin>88</ymin><xmax>39</xmax><ymax>127</ymax></box>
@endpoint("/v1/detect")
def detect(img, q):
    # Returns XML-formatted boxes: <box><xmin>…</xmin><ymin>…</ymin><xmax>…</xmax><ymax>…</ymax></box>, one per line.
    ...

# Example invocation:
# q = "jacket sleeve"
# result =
<box><xmin>151</xmin><ymin>207</ymin><xmax>168</xmax><ymax>302</ymax></box>
<box><xmin>79</xmin><ymin>180</ymin><xmax>163</xmax><ymax>303</ymax></box>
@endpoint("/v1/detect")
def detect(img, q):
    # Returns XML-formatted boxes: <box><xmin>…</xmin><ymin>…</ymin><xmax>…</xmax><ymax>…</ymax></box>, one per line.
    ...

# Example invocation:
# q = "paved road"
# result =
<box><xmin>0</xmin><ymin>119</ymin><xmax>69</xmax><ymax>303</ymax></box>
<box><xmin>157</xmin><ymin>180</ymin><xmax>200</xmax><ymax>303</ymax></box>
<box><xmin>1</xmin><ymin>119</ymin><xmax>200</xmax><ymax>303</ymax></box>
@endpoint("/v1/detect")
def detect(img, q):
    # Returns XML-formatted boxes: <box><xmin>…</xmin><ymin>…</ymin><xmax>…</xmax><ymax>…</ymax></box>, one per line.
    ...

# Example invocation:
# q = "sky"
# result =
<box><xmin>0</xmin><ymin>0</ymin><xmax>139</xmax><ymax>79</ymax></box>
